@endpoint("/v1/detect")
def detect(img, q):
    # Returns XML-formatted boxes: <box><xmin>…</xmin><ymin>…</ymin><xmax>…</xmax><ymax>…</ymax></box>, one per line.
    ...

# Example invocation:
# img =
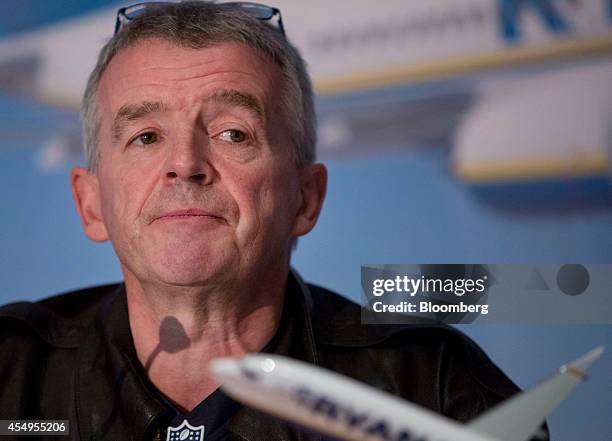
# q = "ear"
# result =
<box><xmin>291</xmin><ymin>163</ymin><xmax>327</xmax><ymax>237</ymax></box>
<box><xmin>71</xmin><ymin>167</ymin><xmax>109</xmax><ymax>242</ymax></box>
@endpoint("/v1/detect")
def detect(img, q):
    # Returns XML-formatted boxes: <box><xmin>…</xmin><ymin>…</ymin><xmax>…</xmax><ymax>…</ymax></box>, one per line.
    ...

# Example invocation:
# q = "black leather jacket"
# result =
<box><xmin>0</xmin><ymin>272</ymin><xmax>542</xmax><ymax>441</ymax></box>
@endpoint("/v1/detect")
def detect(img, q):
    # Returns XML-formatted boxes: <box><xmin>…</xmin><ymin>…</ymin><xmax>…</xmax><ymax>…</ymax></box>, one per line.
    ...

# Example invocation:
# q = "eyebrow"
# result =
<box><xmin>111</xmin><ymin>101</ymin><xmax>167</xmax><ymax>143</ymax></box>
<box><xmin>206</xmin><ymin>89</ymin><xmax>264</xmax><ymax>120</ymax></box>
<box><xmin>110</xmin><ymin>90</ymin><xmax>265</xmax><ymax>143</ymax></box>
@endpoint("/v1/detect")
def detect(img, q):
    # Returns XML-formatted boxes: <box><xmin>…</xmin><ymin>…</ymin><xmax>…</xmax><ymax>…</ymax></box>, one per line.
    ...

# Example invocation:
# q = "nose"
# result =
<box><xmin>164</xmin><ymin>135</ymin><xmax>213</xmax><ymax>185</ymax></box>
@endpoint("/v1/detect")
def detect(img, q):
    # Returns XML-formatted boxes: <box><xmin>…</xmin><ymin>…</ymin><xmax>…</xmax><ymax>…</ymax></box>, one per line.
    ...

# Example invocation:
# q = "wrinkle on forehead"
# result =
<box><xmin>103</xmin><ymin>38</ymin><xmax>277</xmax><ymax>86</ymax></box>
<box><xmin>102</xmin><ymin>39</ymin><xmax>277</xmax><ymax>102</ymax></box>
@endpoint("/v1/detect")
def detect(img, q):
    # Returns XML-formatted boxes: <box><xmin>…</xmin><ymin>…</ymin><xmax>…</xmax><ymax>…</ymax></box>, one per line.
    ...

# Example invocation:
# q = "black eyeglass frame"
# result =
<box><xmin>114</xmin><ymin>1</ymin><xmax>285</xmax><ymax>36</ymax></box>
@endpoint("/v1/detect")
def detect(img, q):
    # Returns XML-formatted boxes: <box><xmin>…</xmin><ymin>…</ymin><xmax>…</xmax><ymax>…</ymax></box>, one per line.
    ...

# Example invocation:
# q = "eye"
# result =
<box><xmin>131</xmin><ymin>131</ymin><xmax>159</xmax><ymax>146</ymax></box>
<box><xmin>217</xmin><ymin>129</ymin><xmax>247</xmax><ymax>143</ymax></box>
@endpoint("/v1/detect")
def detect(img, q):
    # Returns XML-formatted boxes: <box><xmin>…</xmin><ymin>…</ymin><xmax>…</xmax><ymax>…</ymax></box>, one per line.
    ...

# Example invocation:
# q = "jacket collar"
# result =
<box><xmin>74</xmin><ymin>284</ymin><xmax>170</xmax><ymax>440</ymax></box>
<box><xmin>225</xmin><ymin>270</ymin><xmax>321</xmax><ymax>441</ymax></box>
<box><xmin>74</xmin><ymin>270</ymin><xmax>321</xmax><ymax>441</ymax></box>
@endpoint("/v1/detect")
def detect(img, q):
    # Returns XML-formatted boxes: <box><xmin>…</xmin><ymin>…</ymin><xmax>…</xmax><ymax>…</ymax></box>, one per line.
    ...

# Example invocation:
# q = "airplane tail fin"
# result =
<box><xmin>467</xmin><ymin>346</ymin><xmax>604</xmax><ymax>441</ymax></box>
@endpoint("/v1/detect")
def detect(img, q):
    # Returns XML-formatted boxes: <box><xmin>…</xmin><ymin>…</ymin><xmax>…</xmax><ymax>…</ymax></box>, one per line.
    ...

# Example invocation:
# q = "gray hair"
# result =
<box><xmin>82</xmin><ymin>1</ymin><xmax>316</xmax><ymax>170</ymax></box>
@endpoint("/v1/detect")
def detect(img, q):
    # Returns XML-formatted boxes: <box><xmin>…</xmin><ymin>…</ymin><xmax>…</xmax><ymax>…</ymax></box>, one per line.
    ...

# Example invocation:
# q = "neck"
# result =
<box><xmin>123</xmin><ymin>266</ymin><xmax>289</xmax><ymax>412</ymax></box>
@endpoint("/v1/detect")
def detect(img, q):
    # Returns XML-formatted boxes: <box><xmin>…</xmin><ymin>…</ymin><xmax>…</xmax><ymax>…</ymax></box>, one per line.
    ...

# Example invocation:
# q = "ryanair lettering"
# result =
<box><xmin>294</xmin><ymin>387</ymin><xmax>436</xmax><ymax>441</ymax></box>
<box><xmin>500</xmin><ymin>0</ymin><xmax>570</xmax><ymax>41</ymax></box>
<box><xmin>501</xmin><ymin>0</ymin><xmax>612</xmax><ymax>41</ymax></box>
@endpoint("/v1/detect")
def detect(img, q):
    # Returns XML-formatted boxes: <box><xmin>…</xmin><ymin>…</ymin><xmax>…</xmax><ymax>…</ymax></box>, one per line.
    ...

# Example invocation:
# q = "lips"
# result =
<box><xmin>153</xmin><ymin>208</ymin><xmax>224</xmax><ymax>223</ymax></box>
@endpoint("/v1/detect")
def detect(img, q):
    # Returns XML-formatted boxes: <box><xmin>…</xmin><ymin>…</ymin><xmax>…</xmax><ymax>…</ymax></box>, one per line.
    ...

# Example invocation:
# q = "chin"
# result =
<box><xmin>150</xmin><ymin>251</ymin><xmax>234</xmax><ymax>287</ymax></box>
<box><xmin>153</xmin><ymin>268</ymin><xmax>224</xmax><ymax>288</ymax></box>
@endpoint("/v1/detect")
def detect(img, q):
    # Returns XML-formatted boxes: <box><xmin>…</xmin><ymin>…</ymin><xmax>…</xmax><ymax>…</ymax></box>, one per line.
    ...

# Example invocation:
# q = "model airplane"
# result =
<box><xmin>210</xmin><ymin>346</ymin><xmax>604</xmax><ymax>441</ymax></box>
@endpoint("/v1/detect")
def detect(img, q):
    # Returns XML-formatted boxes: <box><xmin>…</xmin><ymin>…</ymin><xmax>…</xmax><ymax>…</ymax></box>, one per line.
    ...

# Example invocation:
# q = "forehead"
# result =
<box><xmin>97</xmin><ymin>38</ymin><xmax>281</xmax><ymax>117</ymax></box>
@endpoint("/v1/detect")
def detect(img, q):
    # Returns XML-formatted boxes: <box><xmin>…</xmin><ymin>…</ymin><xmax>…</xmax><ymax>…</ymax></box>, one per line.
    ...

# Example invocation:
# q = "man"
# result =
<box><xmin>0</xmin><ymin>2</ymin><xmax>542</xmax><ymax>441</ymax></box>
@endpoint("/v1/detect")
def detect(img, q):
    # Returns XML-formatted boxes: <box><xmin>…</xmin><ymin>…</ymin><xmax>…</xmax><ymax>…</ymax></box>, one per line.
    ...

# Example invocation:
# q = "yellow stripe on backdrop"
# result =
<box><xmin>454</xmin><ymin>150</ymin><xmax>610</xmax><ymax>183</ymax></box>
<box><xmin>314</xmin><ymin>33</ymin><xmax>612</xmax><ymax>96</ymax></box>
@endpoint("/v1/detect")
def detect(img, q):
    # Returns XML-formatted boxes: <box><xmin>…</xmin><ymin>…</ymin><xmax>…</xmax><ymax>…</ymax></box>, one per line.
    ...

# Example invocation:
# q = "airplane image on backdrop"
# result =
<box><xmin>211</xmin><ymin>346</ymin><xmax>604</xmax><ymax>441</ymax></box>
<box><xmin>0</xmin><ymin>0</ymin><xmax>611</xmax><ymax>210</ymax></box>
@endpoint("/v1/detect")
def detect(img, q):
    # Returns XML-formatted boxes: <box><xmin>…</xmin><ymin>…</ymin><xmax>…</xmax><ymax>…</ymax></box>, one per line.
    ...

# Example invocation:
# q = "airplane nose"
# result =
<box><xmin>209</xmin><ymin>357</ymin><xmax>242</xmax><ymax>383</ymax></box>
<box><xmin>210</xmin><ymin>356</ymin><xmax>278</xmax><ymax>384</ymax></box>
<box><xmin>259</xmin><ymin>357</ymin><xmax>276</xmax><ymax>373</ymax></box>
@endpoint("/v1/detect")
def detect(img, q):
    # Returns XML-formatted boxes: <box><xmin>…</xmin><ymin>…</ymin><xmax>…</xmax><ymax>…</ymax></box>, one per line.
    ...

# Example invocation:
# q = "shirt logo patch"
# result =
<box><xmin>166</xmin><ymin>419</ymin><xmax>205</xmax><ymax>441</ymax></box>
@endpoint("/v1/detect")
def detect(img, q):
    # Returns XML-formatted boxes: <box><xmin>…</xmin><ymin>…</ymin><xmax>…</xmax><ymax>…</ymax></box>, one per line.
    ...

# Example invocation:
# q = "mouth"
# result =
<box><xmin>153</xmin><ymin>209</ymin><xmax>225</xmax><ymax>223</ymax></box>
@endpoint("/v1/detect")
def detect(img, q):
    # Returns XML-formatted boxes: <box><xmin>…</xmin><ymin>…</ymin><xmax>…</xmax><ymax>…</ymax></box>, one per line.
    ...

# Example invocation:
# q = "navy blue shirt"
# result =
<box><xmin>161</xmin><ymin>387</ymin><xmax>240</xmax><ymax>441</ymax></box>
<box><xmin>157</xmin><ymin>297</ymin><xmax>290</xmax><ymax>441</ymax></box>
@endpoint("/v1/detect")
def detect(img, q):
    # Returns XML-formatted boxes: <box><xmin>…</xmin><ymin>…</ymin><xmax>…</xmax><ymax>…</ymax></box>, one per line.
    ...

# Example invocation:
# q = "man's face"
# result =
<box><xmin>77</xmin><ymin>38</ymin><xmax>319</xmax><ymax>288</ymax></box>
